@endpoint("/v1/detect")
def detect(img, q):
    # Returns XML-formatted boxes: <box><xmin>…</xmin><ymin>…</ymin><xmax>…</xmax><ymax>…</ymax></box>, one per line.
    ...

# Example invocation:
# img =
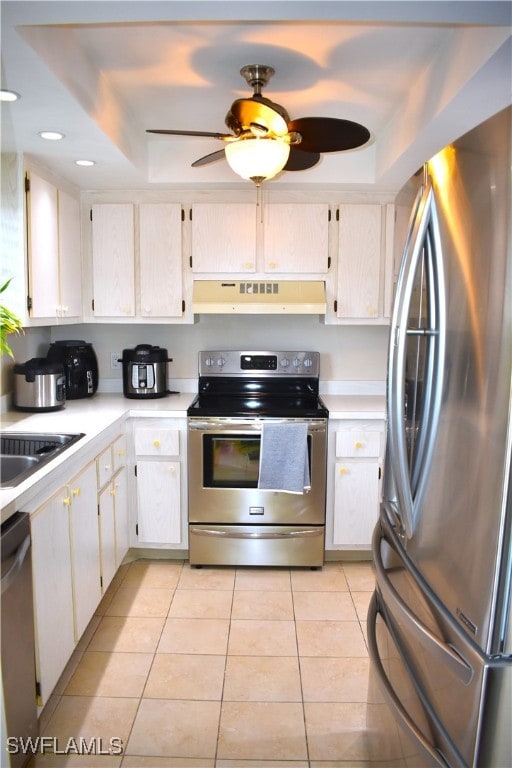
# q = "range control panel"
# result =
<box><xmin>198</xmin><ymin>350</ymin><xmax>320</xmax><ymax>377</ymax></box>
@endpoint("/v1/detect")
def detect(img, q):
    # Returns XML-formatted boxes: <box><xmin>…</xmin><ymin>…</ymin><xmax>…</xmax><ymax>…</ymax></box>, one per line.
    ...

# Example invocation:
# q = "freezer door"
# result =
<box><xmin>373</xmin><ymin>516</ymin><xmax>495</xmax><ymax>766</ymax></box>
<box><xmin>367</xmin><ymin>592</ymin><xmax>454</xmax><ymax>767</ymax></box>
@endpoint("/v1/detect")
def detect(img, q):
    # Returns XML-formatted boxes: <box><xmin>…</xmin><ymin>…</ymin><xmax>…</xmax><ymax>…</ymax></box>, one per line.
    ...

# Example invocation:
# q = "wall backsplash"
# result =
<box><xmin>52</xmin><ymin>317</ymin><xmax>389</xmax><ymax>389</ymax></box>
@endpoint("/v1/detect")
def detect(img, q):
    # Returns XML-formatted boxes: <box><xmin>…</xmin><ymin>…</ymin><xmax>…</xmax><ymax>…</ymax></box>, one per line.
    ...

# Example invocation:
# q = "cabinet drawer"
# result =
<box><xmin>96</xmin><ymin>445</ymin><xmax>114</xmax><ymax>487</ymax></box>
<box><xmin>336</xmin><ymin>429</ymin><xmax>381</xmax><ymax>458</ymax></box>
<box><xmin>112</xmin><ymin>435</ymin><xmax>127</xmax><ymax>472</ymax></box>
<box><xmin>134</xmin><ymin>427</ymin><xmax>180</xmax><ymax>456</ymax></box>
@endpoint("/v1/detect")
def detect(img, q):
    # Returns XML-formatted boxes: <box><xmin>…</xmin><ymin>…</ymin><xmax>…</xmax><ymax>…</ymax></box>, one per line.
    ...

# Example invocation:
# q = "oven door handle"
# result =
<box><xmin>189</xmin><ymin>527</ymin><xmax>322</xmax><ymax>540</ymax></box>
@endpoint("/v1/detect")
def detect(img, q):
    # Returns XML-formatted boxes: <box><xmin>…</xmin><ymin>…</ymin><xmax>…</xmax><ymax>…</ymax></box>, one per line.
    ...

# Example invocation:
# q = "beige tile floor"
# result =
<box><xmin>29</xmin><ymin>559</ymin><xmax>403</xmax><ymax>768</ymax></box>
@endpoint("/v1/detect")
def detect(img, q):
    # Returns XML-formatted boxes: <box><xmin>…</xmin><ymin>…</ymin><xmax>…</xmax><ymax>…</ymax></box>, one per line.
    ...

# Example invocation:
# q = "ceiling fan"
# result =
<box><xmin>146</xmin><ymin>65</ymin><xmax>371</xmax><ymax>185</ymax></box>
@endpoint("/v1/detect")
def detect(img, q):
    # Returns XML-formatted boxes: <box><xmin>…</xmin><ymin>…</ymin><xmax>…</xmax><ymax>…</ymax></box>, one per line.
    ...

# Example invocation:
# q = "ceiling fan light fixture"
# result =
<box><xmin>225</xmin><ymin>136</ymin><xmax>290</xmax><ymax>185</ymax></box>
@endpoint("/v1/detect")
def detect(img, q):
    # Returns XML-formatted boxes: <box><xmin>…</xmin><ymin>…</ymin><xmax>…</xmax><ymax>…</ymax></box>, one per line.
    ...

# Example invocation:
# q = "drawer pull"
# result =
<box><xmin>354</xmin><ymin>441</ymin><xmax>364</xmax><ymax>449</ymax></box>
<box><xmin>153</xmin><ymin>439</ymin><xmax>161</xmax><ymax>448</ymax></box>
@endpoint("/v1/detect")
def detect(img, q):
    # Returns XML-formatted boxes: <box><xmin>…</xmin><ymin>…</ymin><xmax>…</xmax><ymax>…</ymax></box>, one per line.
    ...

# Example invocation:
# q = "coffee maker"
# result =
<box><xmin>47</xmin><ymin>340</ymin><xmax>98</xmax><ymax>399</ymax></box>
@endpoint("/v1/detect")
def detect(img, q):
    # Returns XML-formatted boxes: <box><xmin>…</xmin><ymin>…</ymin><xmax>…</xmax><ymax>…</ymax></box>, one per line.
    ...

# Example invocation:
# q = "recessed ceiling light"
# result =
<box><xmin>39</xmin><ymin>131</ymin><xmax>65</xmax><ymax>140</ymax></box>
<box><xmin>0</xmin><ymin>89</ymin><xmax>21</xmax><ymax>102</ymax></box>
<box><xmin>75</xmin><ymin>159</ymin><xmax>96</xmax><ymax>167</ymax></box>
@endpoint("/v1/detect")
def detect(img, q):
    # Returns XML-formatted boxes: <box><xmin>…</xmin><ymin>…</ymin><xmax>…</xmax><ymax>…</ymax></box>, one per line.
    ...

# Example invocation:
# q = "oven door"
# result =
<box><xmin>188</xmin><ymin>417</ymin><xmax>327</xmax><ymax>525</ymax></box>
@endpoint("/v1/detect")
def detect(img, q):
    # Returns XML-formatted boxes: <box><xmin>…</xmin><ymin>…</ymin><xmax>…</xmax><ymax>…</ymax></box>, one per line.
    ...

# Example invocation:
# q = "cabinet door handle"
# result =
<box><xmin>62</xmin><ymin>496</ymin><xmax>71</xmax><ymax>506</ymax></box>
<box><xmin>72</xmin><ymin>487</ymin><xmax>80</xmax><ymax>497</ymax></box>
<box><xmin>339</xmin><ymin>467</ymin><xmax>348</xmax><ymax>475</ymax></box>
<box><xmin>110</xmin><ymin>487</ymin><xmax>116</xmax><ymax>496</ymax></box>
<box><xmin>168</xmin><ymin>466</ymin><xmax>176</xmax><ymax>473</ymax></box>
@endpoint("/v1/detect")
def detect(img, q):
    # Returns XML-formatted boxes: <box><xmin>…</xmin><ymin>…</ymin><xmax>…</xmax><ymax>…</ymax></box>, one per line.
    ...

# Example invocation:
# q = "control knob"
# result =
<box><xmin>280</xmin><ymin>357</ymin><xmax>290</xmax><ymax>368</ymax></box>
<box><xmin>303</xmin><ymin>357</ymin><xmax>313</xmax><ymax>368</ymax></box>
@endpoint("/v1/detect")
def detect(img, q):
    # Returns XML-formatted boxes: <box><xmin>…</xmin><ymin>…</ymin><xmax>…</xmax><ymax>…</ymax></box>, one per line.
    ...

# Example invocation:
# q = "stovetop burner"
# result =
<box><xmin>187</xmin><ymin>350</ymin><xmax>329</xmax><ymax>418</ymax></box>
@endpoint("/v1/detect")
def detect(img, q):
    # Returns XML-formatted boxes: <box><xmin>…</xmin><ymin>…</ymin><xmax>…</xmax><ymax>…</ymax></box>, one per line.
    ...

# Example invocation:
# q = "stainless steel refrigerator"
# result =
<box><xmin>367</xmin><ymin>106</ymin><xmax>512</xmax><ymax>767</ymax></box>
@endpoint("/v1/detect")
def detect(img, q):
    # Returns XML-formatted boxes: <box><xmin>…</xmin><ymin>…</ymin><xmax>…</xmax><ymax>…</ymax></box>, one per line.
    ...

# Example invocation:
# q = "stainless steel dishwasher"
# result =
<box><xmin>1</xmin><ymin>512</ymin><xmax>38</xmax><ymax>767</ymax></box>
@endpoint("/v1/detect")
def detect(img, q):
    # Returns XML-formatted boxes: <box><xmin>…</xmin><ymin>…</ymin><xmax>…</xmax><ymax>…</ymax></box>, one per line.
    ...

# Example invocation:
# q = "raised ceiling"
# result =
<box><xmin>1</xmin><ymin>1</ymin><xmax>510</xmax><ymax>191</ymax></box>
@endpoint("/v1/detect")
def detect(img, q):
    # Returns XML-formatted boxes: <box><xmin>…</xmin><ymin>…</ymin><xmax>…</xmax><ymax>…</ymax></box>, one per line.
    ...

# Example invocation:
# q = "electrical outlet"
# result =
<box><xmin>111</xmin><ymin>352</ymin><xmax>122</xmax><ymax>370</ymax></box>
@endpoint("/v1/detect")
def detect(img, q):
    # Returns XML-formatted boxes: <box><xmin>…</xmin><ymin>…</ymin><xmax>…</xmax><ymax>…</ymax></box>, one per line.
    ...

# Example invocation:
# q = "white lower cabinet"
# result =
<box><xmin>327</xmin><ymin>419</ymin><xmax>385</xmax><ymax>551</ymax></box>
<box><xmin>68</xmin><ymin>462</ymin><xmax>102</xmax><ymax>640</ymax></box>
<box><xmin>31</xmin><ymin>488</ymin><xmax>76</xmax><ymax>707</ymax></box>
<box><xmin>133</xmin><ymin>419</ymin><xmax>185</xmax><ymax>547</ymax></box>
<box><xmin>97</xmin><ymin>434</ymin><xmax>129</xmax><ymax>592</ymax></box>
<box><xmin>136</xmin><ymin>460</ymin><xmax>181</xmax><ymax>543</ymax></box>
<box><xmin>30</xmin><ymin>432</ymin><xmax>129</xmax><ymax>707</ymax></box>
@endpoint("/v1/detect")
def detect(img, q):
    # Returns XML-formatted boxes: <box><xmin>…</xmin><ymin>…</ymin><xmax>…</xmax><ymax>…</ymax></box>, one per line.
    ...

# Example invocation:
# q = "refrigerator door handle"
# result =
<box><xmin>373</xmin><ymin>522</ymin><xmax>473</xmax><ymax>685</ymax></box>
<box><xmin>387</xmin><ymin>176</ymin><xmax>446</xmax><ymax>539</ymax></box>
<box><xmin>367</xmin><ymin>593</ymin><xmax>452</xmax><ymax>768</ymax></box>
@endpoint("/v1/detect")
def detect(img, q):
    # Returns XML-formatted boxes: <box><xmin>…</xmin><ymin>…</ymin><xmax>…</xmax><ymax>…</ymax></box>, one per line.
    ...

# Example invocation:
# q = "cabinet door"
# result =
<box><xmin>191</xmin><ymin>203</ymin><xmax>257</xmax><ymax>273</ymax></box>
<box><xmin>139</xmin><ymin>203</ymin><xmax>183</xmax><ymax>317</ymax></box>
<box><xmin>333</xmin><ymin>461</ymin><xmax>380</xmax><ymax>548</ymax></box>
<box><xmin>58</xmin><ymin>189</ymin><xmax>82</xmax><ymax>318</ymax></box>
<box><xmin>68</xmin><ymin>463</ymin><xmax>101</xmax><ymax>641</ymax></box>
<box><xmin>98</xmin><ymin>483</ymin><xmax>117</xmax><ymax>592</ymax></box>
<box><xmin>136</xmin><ymin>460</ymin><xmax>181</xmax><ymax>544</ymax></box>
<box><xmin>31</xmin><ymin>489</ymin><xmax>75</xmax><ymax>705</ymax></box>
<box><xmin>27</xmin><ymin>172</ymin><xmax>59</xmax><ymax>318</ymax></box>
<box><xmin>113</xmin><ymin>467</ymin><xmax>129</xmax><ymax>567</ymax></box>
<box><xmin>91</xmin><ymin>203</ymin><xmax>135</xmax><ymax>316</ymax></box>
<box><xmin>337</xmin><ymin>204</ymin><xmax>382</xmax><ymax>319</ymax></box>
<box><xmin>263</xmin><ymin>203</ymin><xmax>329</xmax><ymax>273</ymax></box>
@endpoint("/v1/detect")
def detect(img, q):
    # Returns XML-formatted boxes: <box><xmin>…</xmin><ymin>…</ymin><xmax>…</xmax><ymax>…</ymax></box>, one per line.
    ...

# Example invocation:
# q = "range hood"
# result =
<box><xmin>192</xmin><ymin>280</ymin><xmax>326</xmax><ymax>314</ymax></box>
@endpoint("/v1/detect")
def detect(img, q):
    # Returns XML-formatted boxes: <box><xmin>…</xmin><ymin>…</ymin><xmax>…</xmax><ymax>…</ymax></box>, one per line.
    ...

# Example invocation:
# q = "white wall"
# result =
<box><xmin>48</xmin><ymin>317</ymin><xmax>389</xmax><ymax>392</ymax></box>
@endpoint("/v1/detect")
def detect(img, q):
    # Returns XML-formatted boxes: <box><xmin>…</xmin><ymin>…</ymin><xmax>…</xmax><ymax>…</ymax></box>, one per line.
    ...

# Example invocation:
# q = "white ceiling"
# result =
<box><xmin>1</xmin><ymin>1</ymin><xmax>510</xmax><ymax>192</ymax></box>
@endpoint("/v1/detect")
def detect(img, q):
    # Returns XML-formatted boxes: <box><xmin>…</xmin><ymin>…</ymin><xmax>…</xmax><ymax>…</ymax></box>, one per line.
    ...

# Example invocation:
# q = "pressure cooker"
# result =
<box><xmin>120</xmin><ymin>344</ymin><xmax>172</xmax><ymax>399</ymax></box>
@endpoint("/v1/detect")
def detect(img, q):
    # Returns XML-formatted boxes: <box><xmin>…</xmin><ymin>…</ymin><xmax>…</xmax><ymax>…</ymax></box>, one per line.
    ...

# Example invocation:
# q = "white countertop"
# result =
<box><xmin>1</xmin><ymin>391</ymin><xmax>386</xmax><ymax>520</ymax></box>
<box><xmin>1</xmin><ymin>393</ymin><xmax>195</xmax><ymax>519</ymax></box>
<box><xmin>321</xmin><ymin>394</ymin><xmax>387</xmax><ymax>420</ymax></box>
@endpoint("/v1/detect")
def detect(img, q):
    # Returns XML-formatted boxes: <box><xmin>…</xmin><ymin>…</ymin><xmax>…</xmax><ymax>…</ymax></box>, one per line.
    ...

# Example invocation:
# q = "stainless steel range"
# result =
<box><xmin>187</xmin><ymin>350</ymin><xmax>328</xmax><ymax>567</ymax></box>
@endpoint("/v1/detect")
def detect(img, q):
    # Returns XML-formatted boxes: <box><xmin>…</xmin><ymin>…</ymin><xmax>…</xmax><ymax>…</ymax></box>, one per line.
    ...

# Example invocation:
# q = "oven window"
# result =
<box><xmin>202</xmin><ymin>433</ymin><xmax>312</xmax><ymax>489</ymax></box>
<box><xmin>203</xmin><ymin>435</ymin><xmax>260</xmax><ymax>488</ymax></box>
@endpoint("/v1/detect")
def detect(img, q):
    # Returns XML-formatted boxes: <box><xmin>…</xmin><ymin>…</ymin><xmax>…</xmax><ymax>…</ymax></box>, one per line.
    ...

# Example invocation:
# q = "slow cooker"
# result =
<box><xmin>121</xmin><ymin>344</ymin><xmax>172</xmax><ymax>399</ymax></box>
<box><xmin>13</xmin><ymin>358</ymin><xmax>66</xmax><ymax>411</ymax></box>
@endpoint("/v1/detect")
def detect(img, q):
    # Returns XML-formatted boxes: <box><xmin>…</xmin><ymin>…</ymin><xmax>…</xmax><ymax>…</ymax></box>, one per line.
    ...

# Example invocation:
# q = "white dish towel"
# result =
<box><xmin>257</xmin><ymin>422</ymin><xmax>310</xmax><ymax>494</ymax></box>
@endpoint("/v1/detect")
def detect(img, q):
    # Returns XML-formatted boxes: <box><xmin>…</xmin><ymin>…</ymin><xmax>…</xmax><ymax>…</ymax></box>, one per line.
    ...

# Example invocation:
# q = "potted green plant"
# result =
<box><xmin>0</xmin><ymin>278</ymin><xmax>24</xmax><ymax>358</ymax></box>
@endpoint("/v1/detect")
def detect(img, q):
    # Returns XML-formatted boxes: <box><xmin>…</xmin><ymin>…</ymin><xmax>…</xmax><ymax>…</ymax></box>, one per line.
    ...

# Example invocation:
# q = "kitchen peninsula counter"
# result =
<box><xmin>1</xmin><ymin>393</ymin><xmax>195</xmax><ymax>520</ymax></box>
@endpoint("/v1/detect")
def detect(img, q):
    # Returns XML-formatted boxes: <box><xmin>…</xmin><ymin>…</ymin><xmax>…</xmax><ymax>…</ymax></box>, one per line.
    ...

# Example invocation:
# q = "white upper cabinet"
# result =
<box><xmin>262</xmin><ymin>203</ymin><xmax>329</xmax><ymax>274</ymax></box>
<box><xmin>58</xmin><ymin>189</ymin><xmax>82</xmax><ymax>318</ymax></box>
<box><xmin>190</xmin><ymin>201</ymin><xmax>329</xmax><ymax>275</ymax></box>
<box><xmin>335</xmin><ymin>203</ymin><xmax>394</xmax><ymax>323</ymax></box>
<box><xmin>191</xmin><ymin>203</ymin><xmax>257</xmax><ymax>273</ymax></box>
<box><xmin>91</xmin><ymin>203</ymin><xmax>135</xmax><ymax>317</ymax></box>
<box><xmin>26</xmin><ymin>171</ymin><xmax>81</xmax><ymax>321</ymax></box>
<box><xmin>139</xmin><ymin>203</ymin><xmax>183</xmax><ymax>317</ymax></box>
<box><xmin>90</xmin><ymin>202</ymin><xmax>185</xmax><ymax>320</ymax></box>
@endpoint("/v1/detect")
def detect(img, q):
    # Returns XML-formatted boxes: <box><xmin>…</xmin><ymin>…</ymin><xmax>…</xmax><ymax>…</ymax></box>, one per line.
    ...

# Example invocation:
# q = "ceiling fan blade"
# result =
<box><xmin>226</xmin><ymin>97</ymin><xmax>289</xmax><ymax>137</ymax></box>
<box><xmin>146</xmin><ymin>129</ymin><xmax>231</xmax><ymax>139</ymax></box>
<box><xmin>191</xmin><ymin>148</ymin><xmax>226</xmax><ymax>167</ymax></box>
<box><xmin>288</xmin><ymin>117</ymin><xmax>370</xmax><ymax>153</ymax></box>
<box><xmin>284</xmin><ymin>147</ymin><xmax>321</xmax><ymax>171</ymax></box>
